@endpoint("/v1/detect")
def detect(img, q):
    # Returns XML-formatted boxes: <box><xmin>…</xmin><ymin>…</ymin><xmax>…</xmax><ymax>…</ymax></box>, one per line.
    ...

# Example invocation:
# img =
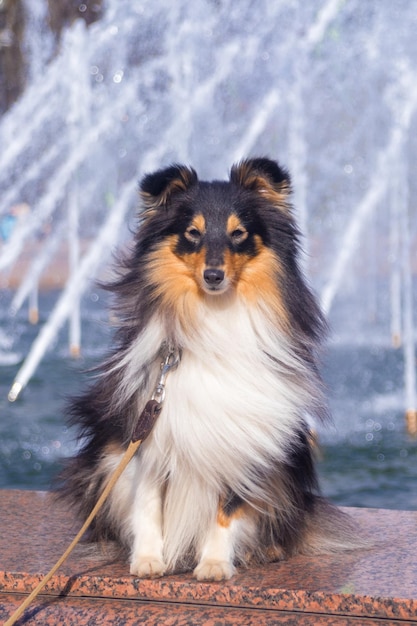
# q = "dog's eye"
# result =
<box><xmin>185</xmin><ymin>227</ymin><xmax>202</xmax><ymax>244</ymax></box>
<box><xmin>230</xmin><ymin>228</ymin><xmax>248</xmax><ymax>244</ymax></box>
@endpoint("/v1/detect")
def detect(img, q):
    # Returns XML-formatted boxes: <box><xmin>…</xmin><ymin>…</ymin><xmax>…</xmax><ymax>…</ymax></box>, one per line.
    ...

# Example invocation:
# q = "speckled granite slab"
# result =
<box><xmin>0</xmin><ymin>490</ymin><xmax>416</xmax><ymax>625</ymax></box>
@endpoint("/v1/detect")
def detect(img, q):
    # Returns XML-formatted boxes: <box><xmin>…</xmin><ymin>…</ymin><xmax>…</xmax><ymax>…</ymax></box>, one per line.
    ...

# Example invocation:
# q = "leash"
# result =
<box><xmin>5</xmin><ymin>344</ymin><xmax>180</xmax><ymax>626</ymax></box>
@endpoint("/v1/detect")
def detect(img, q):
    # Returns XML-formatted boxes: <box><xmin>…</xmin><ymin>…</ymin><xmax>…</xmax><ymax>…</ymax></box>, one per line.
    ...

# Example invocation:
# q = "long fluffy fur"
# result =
<box><xmin>57</xmin><ymin>157</ymin><xmax>357</xmax><ymax>580</ymax></box>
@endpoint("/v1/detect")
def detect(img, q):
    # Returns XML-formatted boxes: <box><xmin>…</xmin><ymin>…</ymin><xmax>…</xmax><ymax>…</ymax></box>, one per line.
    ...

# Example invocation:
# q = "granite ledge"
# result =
<box><xmin>0</xmin><ymin>490</ymin><xmax>416</xmax><ymax>624</ymax></box>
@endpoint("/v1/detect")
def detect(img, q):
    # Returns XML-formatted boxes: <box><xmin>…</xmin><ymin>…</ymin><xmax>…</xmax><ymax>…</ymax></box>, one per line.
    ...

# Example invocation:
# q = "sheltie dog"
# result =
<box><xmin>59</xmin><ymin>157</ymin><xmax>356</xmax><ymax>581</ymax></box>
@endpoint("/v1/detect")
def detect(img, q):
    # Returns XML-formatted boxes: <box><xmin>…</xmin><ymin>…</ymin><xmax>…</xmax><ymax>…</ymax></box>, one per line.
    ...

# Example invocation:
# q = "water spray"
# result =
<box><xmin>7</xmin><ymin>178</ymin><xmax>138</xmax><ymax>402</ymax></box>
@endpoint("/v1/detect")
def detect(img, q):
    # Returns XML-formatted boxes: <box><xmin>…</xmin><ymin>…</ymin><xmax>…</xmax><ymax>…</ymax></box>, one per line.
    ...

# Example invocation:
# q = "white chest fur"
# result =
<box><xmin>147</xmin><ymin>297</ymin><xmax>311</xmax><ymax>494</ymax></box>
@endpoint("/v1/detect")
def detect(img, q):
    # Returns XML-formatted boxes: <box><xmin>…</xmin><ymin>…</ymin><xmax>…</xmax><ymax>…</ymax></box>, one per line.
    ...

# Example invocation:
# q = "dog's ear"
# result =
<box><xmin>140</xmin><ymin>164</ymin><xmax>198</xmax><ymax>210</ymax></box>
<box><xmin>230</xmin><ymin>158</ymin><xmax>291</xmax><ymax>208</ymax></box>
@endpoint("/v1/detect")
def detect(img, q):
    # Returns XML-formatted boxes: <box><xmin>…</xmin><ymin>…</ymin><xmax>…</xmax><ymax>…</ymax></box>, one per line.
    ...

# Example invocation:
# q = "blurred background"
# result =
<box><xmin>0</xmin><ymin>0</ymin><xmax>416</xmax><ymax>509</ymax></box>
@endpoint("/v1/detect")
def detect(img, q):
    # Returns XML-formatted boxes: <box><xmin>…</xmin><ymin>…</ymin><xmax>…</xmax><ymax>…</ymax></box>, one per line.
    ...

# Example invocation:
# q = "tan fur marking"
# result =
<box><xmin>146</xmin><ymin>236</ymin><xmax>205</xmax><ymax>330</ymax></box>
<box><xmin>181</xmin><ymin>246</ymin><xmax>208</xmax><ymax>288</ymax></box>
<box><xmin>223</xmin><ymin>248</ymin><xmax>250</xmax><ymax>286</ymax></box>
<box><xmin>265</xmin><ymin>544</ymin><xmax>286</xmax><ymax>562</ymax></box>
<box><xmin>226</xmin><ymin>214</ymin><xmax>242</xmax><ymax>234</ymax></box>
<box><xmin>141</xmin><ymin>167</ymin><xmax>196</xmax><ymax>211</ymax></box>
<box><xmin>147</xmin><ymin>237</ymin><xmax>198</xmax><ymax>296</ymax></box>
<box><xmin>232</xmin><ymin>162</ymin><xmax>290</xmax><ymax>211</ymax></box>
<box><xmin>217</xmin><ymin>500</ymin><xmax>249</xmax><ymax>528</ymax></box>
<box><xmin>102</xmin><ymin>441</ymin><xmax>125</xmax><ymax>456</ymax></box>
<box><xmin>227</xmin><ymin>214</ymin><xmax>248</xmax><ymax>243</ymax></box>
<box><xmin>185</xmin><ymin>214</ymin><xmax>206</xmax><ymax>243</ymax></box>
<box><xmin>87</xmin><ymin>440</ymin><xmax>125</xmax><ymax>500</ymax></box>
<box><xmin>235</xmin><ymin>237</ymin><xmax>290</xmax><ymax>329</ymax></box>
<box><xmin>192</xmin><ymin>214</ymin><xmax>206</xmax><ymax>234</ymax></box>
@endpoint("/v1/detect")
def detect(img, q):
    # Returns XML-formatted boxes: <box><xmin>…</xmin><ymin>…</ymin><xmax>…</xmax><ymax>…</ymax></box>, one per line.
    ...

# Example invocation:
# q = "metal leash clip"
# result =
<box><xmin>151</xmin><ymin>345</ymin><xmax>180</xmax><ymax>404</ymax></box>
<box><xmin>132</xmin><ymin>344</ymin><xmax>180</xmax><ymax>443</ymax></box>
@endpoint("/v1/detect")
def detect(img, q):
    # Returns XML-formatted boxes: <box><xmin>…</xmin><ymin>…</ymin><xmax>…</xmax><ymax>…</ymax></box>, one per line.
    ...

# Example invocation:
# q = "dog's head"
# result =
<box><xmin>138</xmin><ymin>158</ymin><xmax>298</xmax><ymax>311</ymax></box>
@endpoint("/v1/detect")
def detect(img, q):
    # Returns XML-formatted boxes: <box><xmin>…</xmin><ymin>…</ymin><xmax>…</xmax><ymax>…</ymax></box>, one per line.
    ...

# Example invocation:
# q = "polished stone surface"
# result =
<box><xmin>1</xmin><ymin>490</ymin><xmax>416</xmax><ymax>624</ymax></box>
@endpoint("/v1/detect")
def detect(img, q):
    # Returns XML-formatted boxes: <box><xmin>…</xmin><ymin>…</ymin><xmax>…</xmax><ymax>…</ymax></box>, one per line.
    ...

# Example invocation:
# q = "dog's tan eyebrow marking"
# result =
<box><xmin>227</xmin><ymin>214</ymin><xmax>248</xmax><ymax>241</ymax></box>
<box><xmin>185</xmin><ymin>214</ymin><xmax>206</xmax><ymax>242</ymax></box>
<box><xmin>190</xmin><ymin>214</ymin><xmax>206</xmax><ymax>234</ymax></box>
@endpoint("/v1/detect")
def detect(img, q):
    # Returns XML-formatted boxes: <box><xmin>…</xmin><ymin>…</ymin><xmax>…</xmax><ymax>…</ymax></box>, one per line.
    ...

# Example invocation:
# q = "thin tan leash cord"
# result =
<box><xmin>4</xmin><ymin>346</ymin><xmax>180</xmax><ymax>626</ymax></box>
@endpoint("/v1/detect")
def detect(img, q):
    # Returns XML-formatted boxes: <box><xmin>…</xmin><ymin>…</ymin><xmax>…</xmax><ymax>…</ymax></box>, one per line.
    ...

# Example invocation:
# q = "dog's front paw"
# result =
<box><xmin>130</xmin><ymin>556</ymin><xmax>167</xmax><ymax>578</ymax></box>
<box><xmin>193</xmin><ymin>559</ymin><xmax>235</xmax><ymax>581</ymax></box>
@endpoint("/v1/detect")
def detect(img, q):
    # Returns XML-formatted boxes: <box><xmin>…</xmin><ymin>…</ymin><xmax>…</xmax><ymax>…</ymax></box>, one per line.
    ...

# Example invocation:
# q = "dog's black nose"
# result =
<box><xmin>203</xmin><ymin>268</ymin><xmax>225</xmax><ymax>287</ymax></box>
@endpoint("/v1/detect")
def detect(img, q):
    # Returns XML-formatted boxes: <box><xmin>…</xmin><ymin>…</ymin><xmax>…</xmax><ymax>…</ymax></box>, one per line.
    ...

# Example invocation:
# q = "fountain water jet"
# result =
<box><xmin>320</xmin><ymin>65</ymin><xmax>417</xmax><ymax>317</ymax></box>
<box><xmin>7</xmin><ymin>177</ymin><xmax>138</xmax><ymax>402</ymax></box>
<box><xmin>397</xmin><ymin>155</ymin><xmax>417</xmax><ymax>434</ymax></box>
<box><xmin>9</xmin><ymin>223</ymin><xmax>64</xmax><ymax>318</ymax></box>
<box><xmin>67</xmin><ymin>21</ymin><xmax>90</xmax><ymax>358</ymax></box>
<box><xmin>232</xmin><ymin>90</ymin><xmax>281</xmax><ymax>164</ymax></box>
<box><xmin>0</xmin><ymin>79</ymin><xmax>141</xmax><ymax>274</ymax></box>
<box><xmin>389</xmin><ymin>180</ymin><xmax>402</xmax><ymax>349</ymax></box>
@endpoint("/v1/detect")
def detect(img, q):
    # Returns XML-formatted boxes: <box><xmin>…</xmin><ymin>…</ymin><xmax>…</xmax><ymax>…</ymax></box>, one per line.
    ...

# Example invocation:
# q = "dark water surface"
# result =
<box><xmin>1</xmin><ymin>290</ymin><xmax>416</xmax><ymax>510</ymax></box>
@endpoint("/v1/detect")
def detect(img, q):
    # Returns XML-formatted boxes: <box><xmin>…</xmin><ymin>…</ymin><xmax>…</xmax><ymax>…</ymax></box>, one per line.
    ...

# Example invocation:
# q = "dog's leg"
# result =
<box><xmin>194</xmin><ymin>498</ymin><xmax>252</xmax><ymax>581</ymax></box>
<box><xmin>129</xmin><ymin>478</ymin><xmax>166</xmax><ymax>578</ymax></box>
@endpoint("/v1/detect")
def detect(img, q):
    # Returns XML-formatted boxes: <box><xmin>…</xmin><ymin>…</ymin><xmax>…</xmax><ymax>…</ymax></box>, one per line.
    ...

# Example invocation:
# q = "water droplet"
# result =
<box><xmin>113</xmin><ymin>70</ymin><xmax>124</xmax><ymax>84</ymax></box>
